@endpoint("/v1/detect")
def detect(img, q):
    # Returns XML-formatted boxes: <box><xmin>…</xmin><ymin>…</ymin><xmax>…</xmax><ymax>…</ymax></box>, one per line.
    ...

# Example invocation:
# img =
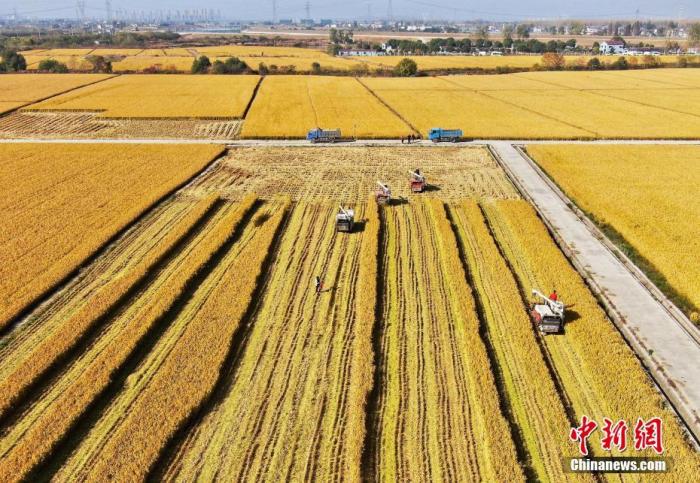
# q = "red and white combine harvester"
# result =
<box><xmin>408</xmin><ymin>169</ymin><xmax>426</xmax><ymax>193</ymax></box>
<box><xmin>530</xmin><ymin>289</ymin><xmax>565</xmax><ymax>334</ymax></box>
<box><xmin>375</xmin><ymin>181</ymin><xmax>391</xmax><ymax>205</ymax></box>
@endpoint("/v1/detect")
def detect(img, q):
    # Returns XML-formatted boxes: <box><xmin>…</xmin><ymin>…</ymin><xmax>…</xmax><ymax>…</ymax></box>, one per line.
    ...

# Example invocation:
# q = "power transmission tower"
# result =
<box><xmin>305</xmin><ymin>1</ymin><xmax>311</xmax><ymax>20</ymax></box>
<box><xmin>272</xmin><ymin>0</ymin><xmax>277</xmax><ymax>23</ymax></box>
<box><xmin>106</xmin><ymin>0</ymin><xmax>112</xmax><ymax>21</ymax></box>
<box><xmin>76</xmin><ymin>0</ymin><xmax>86</xmax><ymax>21</ymax></box>
<box><xmin>388</xmin><ymin>0</ymin><xmax>393</xmax><ymax>21</ymax></box>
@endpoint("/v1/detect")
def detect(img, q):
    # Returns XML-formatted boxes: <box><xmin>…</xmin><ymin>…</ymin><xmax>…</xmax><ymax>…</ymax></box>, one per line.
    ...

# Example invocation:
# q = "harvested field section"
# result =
<box><xmin>362</xmin><ymin>77</ymin><xmax>591</xmax><ymax>139</ymax></box>
<box><xmin>0</xmin><ymin>112</ymin><xmax>242</xmax><ymax>139</ymax></box>
<box><xmin>0</xmin><ymin>74</ymin><xmax>112</xmax><ymax>114</ymax></box>
<box><xmin>26</xmin><ymin>75</ymin><xmax>260</xmax><ymax>118</ymax></box>
<box><xmin>449</xmin><ymin>201</ymin><xmax>584</xmax><ymax>482</ymax></box>
<box><xmin>0</xmin><ymin>143</ymin><xmax>224</xmax><ymax>331</ymax></box>
<box><xmin>241</xmin><ymin>76</ymin><xmax>412</xmax><ymax>138</ymax></box>
<box><xmin>57</xmin><ymin>199</ymin><xmax>289</xmax><ymax>481</ymax></box>
<box><xmin>189</xmin><ymin>146</ymin><xmax>519</xmax><ymax>202</ymax></box>
<box><xmin>528</xmin><ymin>144</ymin><xmax>700</xmax><ymax>317</ymax></box>
<box><xmin>0</xmin><ymin>199</ymin><xmax>252</xmax><ymax>481</ymax></box>
<box><xmin>372</xmin><ymin>200</ymin><xmax>522</xmax><ymax>482</ymax></box>
<box><xmin>163</xmin><ymin>202</ymin><xmax>376</xmax><ymax>481</ymax></box>
<box><xmin>482</xmin><ymin>200</ymin><xmax>700</xmax><ymax>474</ymax></box>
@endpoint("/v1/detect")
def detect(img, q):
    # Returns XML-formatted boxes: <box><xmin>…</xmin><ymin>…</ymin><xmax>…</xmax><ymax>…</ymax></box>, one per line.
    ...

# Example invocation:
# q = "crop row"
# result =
<box><xmin>481</xmin><ymin>200</ymin><xmax>699</xmax><ymax>477</ymax></box>
<box><xmin>57</xmin><ymin>198</ymin><xmax>288</xmax><ymax>480</ymax></box>
<box><xmin>0</xmin><ymin>196</ymin><xmax>255</xmax><ymax>481</ymax></box>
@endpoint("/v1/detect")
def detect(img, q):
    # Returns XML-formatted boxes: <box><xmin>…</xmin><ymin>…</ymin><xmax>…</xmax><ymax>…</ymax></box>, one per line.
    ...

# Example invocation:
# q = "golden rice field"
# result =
<box><xmin>0</xmin><ymin>73</ymin><xmax>112</xmax><ymax>115</ymax></box>
<box><xmin>110</xmin><ymin>56</ymin><xmax>200</xmax><ymax>72</ymax></box>
<box><xmin>0</xmin><ymin>143</ymin><xmax>224</xmax><ymax>331</ymax></box>
<box><xmin>26</xmin><ymin>74</ymin><xmax>260</xmax><ymax>118</ymax></box>
<box><xmin>527</xmin><ymin>144</ymin><xmax>700</xmax><ymax>319</ymax></box>
<box><xmin>24</xmin><ymin>55</ymin><xmax>95</xmax><ymax>71</ymax></box>
<box><xmin>363</xmin><ymin>69</ymin><xmax>700</xmax><ymax>139</ymax></box>
<box><xmin>241</xmin><ymin>75</ymin><xmax>412</xmax><ymax>138</ymax></box>
<box><xmin>1</xmin><ymin>144</ymin><xmax>698</xmax><ymax>481</ymax></box>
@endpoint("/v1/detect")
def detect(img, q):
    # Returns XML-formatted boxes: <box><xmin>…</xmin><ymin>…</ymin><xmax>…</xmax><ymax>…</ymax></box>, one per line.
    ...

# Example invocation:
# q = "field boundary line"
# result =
<box><xmin>241</xmin><ymin>76</ymin><xmax>264</xmax><ymax>120</ymax></box>
<box><xmin>585</xmin><ymin>89</ymin><xmax>700</xmax><ymax>120</ymax></box>
<box><xmin>149</xmin><ymin>200</ymin><xmax>292</xmax><ymax>478</ymax></box>
<box><xmin>0</xmin><ymin>146</ymin><xmax>227</xmax><ymax>339</ymax></box>
<box><xmin>355</xmin><ymin>77</ymin><xmax>420</xmax><ymax>136</ymax></box>
<box><xmin>360</xmin><ymin>204</ymin><xmax>386</xmax><ymax>481</ymax></box>
<box><xmin>489</xmin><ymin>142</ymin><xmax>700</xmax><ymax>448</ymax></box>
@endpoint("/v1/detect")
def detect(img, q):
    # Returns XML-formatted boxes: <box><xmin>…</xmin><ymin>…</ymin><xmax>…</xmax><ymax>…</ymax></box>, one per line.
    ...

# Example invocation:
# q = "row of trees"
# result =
<box><xmin>380</xmin><ymin>37</ymin><xmax>579</xmax><ymax>55</ymax></box>
<box><xmin>191</xmin><ymin>56</ymin><xmax>249</xmax><ymax>74</ymax></box>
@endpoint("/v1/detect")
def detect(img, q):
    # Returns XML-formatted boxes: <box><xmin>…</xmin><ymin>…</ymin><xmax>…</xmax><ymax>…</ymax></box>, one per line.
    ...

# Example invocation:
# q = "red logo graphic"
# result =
<box><xmin>570</xmin><ymin>416</ymin><xmax>598</xmax><ymax>456</ymax></box>
<box><xmin>633</xmin><ymin>417</ymin><xmax>664</xmax><ymax>455</ymax></box>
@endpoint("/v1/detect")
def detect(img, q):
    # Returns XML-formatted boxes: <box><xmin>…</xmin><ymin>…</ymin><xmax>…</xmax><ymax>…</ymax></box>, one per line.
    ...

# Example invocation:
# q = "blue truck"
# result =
<box><xmin>427</xmin><ymin>128</ymin><xmax>463</xmax><ymax>143</ymax></box>
<box><xmin>307</xmin><ymin>128</ymin><xmax>341</xmax><ymax>143</ymax></box>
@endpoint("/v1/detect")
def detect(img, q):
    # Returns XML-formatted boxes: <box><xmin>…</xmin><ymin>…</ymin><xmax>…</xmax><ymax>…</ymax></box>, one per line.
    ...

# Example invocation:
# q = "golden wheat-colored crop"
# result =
<box><xmin>163</xmin><ymin>202</ymin><xmax>374</xmax><ymax>480</ymax></box>
<box><xmin>188</xmin><ymin>146</ymin><xmax>519</xmax><ymax>202</ymax></box>
<box><xmin>26</xmin><ymin>74</ymin><xmax>260</xmax><ymax>118</ymax></box>
<box><xmin>450</xmin><ymin>201</ymin><xmax>589</xmax><ymax>482</ymax></box>
<box><xmin>372</xmin><ymin>200</ymin><xmax>523</xmax><ymax>482</ymax></box>
<box><xmin>241</xmin><ymin>75</ymin><xmax>412</xmax><ymax>138</ymax></box>
<box><xmin>528</xmin><ymin>144</ymin><xmax>700</xmax><ymax>317</ymax></box>
<box><xmin>0</xmin><ymin>73</ymin><xmax>112</xmax><ymax>114</ymax></box>
<box><xmin>57</xmin><ymin>197</ymin><xmax>289</xmax><ymax>481</ymax></box>
<box><xmin>0</xmin><ymin>143</ymin><xmax>223</xmax><ymax>331</ymax></box>
<box><xmin>111</xmin><ymin>56</ymin><xmax>201</xmax><ymax>72</ymax></box>
<box><xmin>482</xmin><ymin>199</ymin><xmax>700</xmax><ymax>477</ymax></box>
<box><xmin>0</xmin><ymin>194</ymin><xmax>217</xmax><ymax>420</ymax></box>
<box><xmin>0</xmin><ymin>197</ymin><xmax>255</xmax><ymax>481</ymax></box>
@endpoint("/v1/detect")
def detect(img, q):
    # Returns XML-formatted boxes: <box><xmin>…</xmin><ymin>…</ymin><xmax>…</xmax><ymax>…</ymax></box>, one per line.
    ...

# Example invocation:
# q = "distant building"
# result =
<box><xmin>600</xmin><ymin>40</ymin><xmax>626</xmax><ymax>55</ymax></box>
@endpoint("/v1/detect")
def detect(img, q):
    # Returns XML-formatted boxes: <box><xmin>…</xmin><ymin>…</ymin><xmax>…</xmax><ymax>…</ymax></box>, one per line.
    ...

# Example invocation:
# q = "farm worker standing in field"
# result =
<box><xmin>549</xmin><ymin>290</ymin><xmax>558</xmax><ymax>302</ymax></box>
<box><xmin>315</xmin><ymin>276</ymin><xmax>322</xmax><ymax>294</ymax></box>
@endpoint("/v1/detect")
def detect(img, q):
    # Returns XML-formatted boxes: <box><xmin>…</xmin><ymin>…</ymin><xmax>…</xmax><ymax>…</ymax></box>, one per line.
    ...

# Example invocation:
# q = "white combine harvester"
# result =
<box><xmin>408</xmin><ymin>169</ymin><xmax>426</xmax><ymax>193</ymax></box>
<box><xmin>336</xmin><ymin>206</ymin><xmax>355</xmax><ymax>233</ymax></box>
<box><xmin>375</xmin><ymin>181</ymin><xmax>391</xmax><ymax>205</ymax></box>
<box><xmin>530</xmin><ymin>289</ymin><xmax>565</xmax><ymax>334</ymax></box>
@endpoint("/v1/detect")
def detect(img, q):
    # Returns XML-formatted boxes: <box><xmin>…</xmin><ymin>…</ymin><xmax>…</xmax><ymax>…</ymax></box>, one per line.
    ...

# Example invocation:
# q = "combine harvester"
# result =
<box><xmin>409</xmin><ymin>169</ymin><xmax>427</xmax><ymax>193</ymax></box>
<box><xmin>375</xmin><ymin>181</ymin><xmax>391</xmax><ymax>205</ymax></box>
<box><xmin>336</xmin><ymin>206</ymin><xmax>355</xmax><ymax>233</ymax></box>
<box><xmin>428</xmin><ymin>128</ymin><xmax>463</xmax><ymax>143</ymax></box>
<box><xmin>530</xmin><ymin>289</ymin><xmax>565</xmax><ymax>334</ymax></box>
<box><xmin>307</xmin><ymin>128</ymin><xmax>341</xmax><ymax>143</ymax></box>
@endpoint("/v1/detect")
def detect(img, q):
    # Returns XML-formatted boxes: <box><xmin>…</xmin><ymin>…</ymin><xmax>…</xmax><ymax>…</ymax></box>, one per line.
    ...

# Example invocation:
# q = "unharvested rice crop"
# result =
<box><xmin>362</xmin><ymin>76</ymin><xmax>591</xmax><ymax>138</ymax></box>
<box><xmin>0</xmin><ymin>143</ymin><xmax>224</xmax><ymax>330</ymax></box>
<box><xmin>371</xmin><ymin>199</ymin><xmax>522</xmax><ymax>481</ymax></box>
<box><xmin>0</xmin><ymin>198</ymin><xmax>251</xmax><ymax>481</ymax></box>
<box><xmin>188</xmin><ymin>146</ymin><xmax>519</xmax><ymax>201</ymax></box>
<box><xmin>0</xmin><ymin>74</ymin><xmax>112</xmax><ymax>114</ymax></box>
<box><xmin>194</xmin><ymin>45</ymin><xmax>327</xmax><ymax>57</ymax></box>
<box><xmin>163</xmin><ymin>201</ymin><xmax>376</xmax><ymax>481</ymax></box>
<box><xmin>241</xmin><ymin>76</ymin><xmax>412</xmax><ymax>138</ymax></box>
<box><xmin>26</xmin><ymin>74</ymin><xmax>260</xmax><ymax>118</ymax></box>
<box><xmin>482</xmin><ymin>200</ymin><xmax>700</xmax><ymax>473</ymax></box>
<box><xmin>449</xmin><ymin>201</ymin><xmax>585</xmax><ymax>482</ymax></box>
<box><xmin>365</xmin><ymin>70</ymin><xmax>700</xmax><ymax>139</ymax></box>
<box><xmin>355</xmin><ymin>54</ymin><xmax>544</xmax><ymax>70</ymax></box>
<box><xmin>528</xmin><ymin>144</ymin><xmax>700</xmax><ymax>316</ymax></box>
<box><xmin>24</xmin><ymin>55</ymin><xmax>95</xmax><ymax>71</ymax></box>
<box><xmin>0</xmin><ymin>195</ymin><xmax>217</xmax><ymax>421</ymax></box>
<box><xmin>111</xmin><ymin>56</ymin><xmax>200</xmax><ymax>72</ymax></box>
<box><xmin>56</xmin><ymin>198</ymin><xmax>290</xmax><ymax>481</ymax></box>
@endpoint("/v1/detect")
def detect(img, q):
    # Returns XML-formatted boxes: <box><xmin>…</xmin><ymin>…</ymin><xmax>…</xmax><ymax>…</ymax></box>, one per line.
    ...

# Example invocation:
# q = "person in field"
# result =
<box><xmin>315</xmin><ymin>276</ymin><xmax>322</xmax><ymax>294</ymax></box>
<box><xmin>549</xmin><ymin>290</ymin><xmax>558</xmax><ymax>301</ymax></box>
